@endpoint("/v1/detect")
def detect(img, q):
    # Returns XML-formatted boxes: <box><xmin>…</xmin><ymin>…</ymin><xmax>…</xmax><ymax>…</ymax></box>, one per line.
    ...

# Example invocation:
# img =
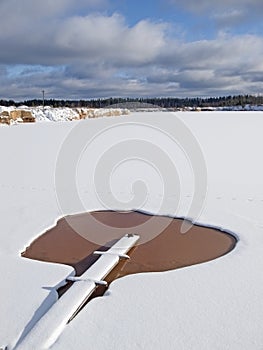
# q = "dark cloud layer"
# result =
<box><xmin>0</xmin><ymin>0</ymin><xmax>262</xmax><ymax>99</ymax></box>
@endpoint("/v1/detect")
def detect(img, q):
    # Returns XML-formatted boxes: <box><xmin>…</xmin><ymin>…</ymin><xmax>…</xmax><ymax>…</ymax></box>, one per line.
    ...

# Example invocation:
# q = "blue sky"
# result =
<box><xmin>109</xmin><ymin>0</ymin><xmax>213</xmax><ymax>40</ymax></box>
<box><xmin>0</xmin><ymin>0</ymin><xmax>263</xmax><ymax>100</ymax></box>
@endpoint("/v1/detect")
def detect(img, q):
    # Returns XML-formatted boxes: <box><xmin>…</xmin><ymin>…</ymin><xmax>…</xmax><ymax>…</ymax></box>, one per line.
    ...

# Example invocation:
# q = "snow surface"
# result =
<box><xmin>1</xmin><ymin>111</ymin><xmax>263</xmax><ymax>349</ymax></box>
<box><xmin>16</xmin><ymin>234</ymin><xmax>139</xmax><ymax>350</ymax></box>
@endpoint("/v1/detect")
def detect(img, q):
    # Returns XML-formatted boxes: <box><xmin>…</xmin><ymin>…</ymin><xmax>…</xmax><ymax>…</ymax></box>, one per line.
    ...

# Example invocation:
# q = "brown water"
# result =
<box><xmin>22</xmin><ymin>211</ymin><xmax>236</xmax><ymax>299</ymax></box>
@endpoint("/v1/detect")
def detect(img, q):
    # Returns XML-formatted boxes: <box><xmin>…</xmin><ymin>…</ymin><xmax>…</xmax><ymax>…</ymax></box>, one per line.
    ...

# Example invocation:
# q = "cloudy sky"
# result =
<box><xmin>0</xmin><ymin>0</ymin><xmax>263</xmax><ymax>100</ymax></box>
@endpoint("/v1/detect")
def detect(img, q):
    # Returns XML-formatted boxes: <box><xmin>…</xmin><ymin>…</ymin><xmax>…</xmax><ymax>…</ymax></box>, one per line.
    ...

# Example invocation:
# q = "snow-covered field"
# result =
<box><xmin>1</xmin><ymin>111</ymin><xmax>263</xmax><ymax>349</ymax></box>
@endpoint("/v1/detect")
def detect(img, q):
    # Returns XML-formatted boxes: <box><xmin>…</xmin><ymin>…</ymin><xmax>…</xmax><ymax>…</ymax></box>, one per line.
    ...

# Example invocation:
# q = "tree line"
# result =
<box><xmin>1</xmin><ymin>95</ymin><xmax>263</xmax><ymax>108</ymax></box>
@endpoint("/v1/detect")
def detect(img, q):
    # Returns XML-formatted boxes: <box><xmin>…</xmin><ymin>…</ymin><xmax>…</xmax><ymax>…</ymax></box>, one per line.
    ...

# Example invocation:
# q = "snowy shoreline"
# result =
<box><xmin>1</xmin><ymin>105</ymin><xmax>263</xmax><ymax>126</ymax></box>
<box><xmin>0</xmin><ymin>106</ymin><xmax>130</xmax><ymax>124</ymax></box>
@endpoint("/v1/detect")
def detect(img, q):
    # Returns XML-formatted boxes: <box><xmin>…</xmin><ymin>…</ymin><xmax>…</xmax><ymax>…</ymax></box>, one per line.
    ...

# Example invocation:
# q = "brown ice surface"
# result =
<box><xmin>22</xmin><ymin>211</ymin><xmax>236</xmax><ymax>293</ymax></box>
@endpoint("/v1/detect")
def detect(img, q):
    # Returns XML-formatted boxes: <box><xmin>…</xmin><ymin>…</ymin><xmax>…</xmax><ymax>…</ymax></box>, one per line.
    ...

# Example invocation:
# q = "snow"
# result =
<box><xmin>0</xmin><ymin>106</ymin><xmax>129</xmax><ymax>123</ymax></box>
<box><xmin>0</xmin><ymin>111</ymin><xmax>263</xmax><ymax>349</ymax></box>
<box><xmin>15</xmin><ymin>234</ymin><xmax>139</xmax><ymax>350</ymax></box>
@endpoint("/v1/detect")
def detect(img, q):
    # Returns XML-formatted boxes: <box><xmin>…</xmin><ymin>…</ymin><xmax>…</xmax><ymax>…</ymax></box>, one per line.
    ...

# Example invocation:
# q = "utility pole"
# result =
<box><xmin>42</xmin><ymin>90</ymin><xmax>45</xmax><ymax>111</ymax></box>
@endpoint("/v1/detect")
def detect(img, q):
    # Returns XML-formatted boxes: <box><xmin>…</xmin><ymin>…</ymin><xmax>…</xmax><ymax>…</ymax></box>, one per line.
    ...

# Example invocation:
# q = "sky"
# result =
<box><xmin>0</xmin><ymin>0</ymin><xmax>263</xmax><ymax>100</ymax></box>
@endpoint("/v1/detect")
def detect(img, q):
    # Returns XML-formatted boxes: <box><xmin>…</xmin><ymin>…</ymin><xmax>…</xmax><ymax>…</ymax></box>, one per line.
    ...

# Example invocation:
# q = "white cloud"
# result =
<box><xmin>0</xmin><ymin>1</ymin><xmax>263</xmax><ymax>99</ymax></box>
<box><xmin>169</xmin><ymin>0</ymin><xmax>263</xmax><ymax>13</ymax></box>
<box><xmin>0</xmin><ymin>0</ymin><xmax>106</xmax><ymax>17</ymax></box>
<box><xmin>168</xmin><ymin>0</ymin><xmax>263</xmax><ymax>30</ymax></box>
<box><xmin>0</xmin><ymin>12</ymin><xmax>167</xmax><ymax>66</ymax></box>
<box><xmin>149</xmin><ymin>34</ymin><xmax>263</xmax><ymax>95</ymax></box>
<box><xmin>212</xmin><ymin>10</ymin><xmax>245</xmax><ymax>27</ymax></box>
<box><xmin>1</xmin><ymin>32</ymin><xmax>263</xmax><ymax>99</ymax></box>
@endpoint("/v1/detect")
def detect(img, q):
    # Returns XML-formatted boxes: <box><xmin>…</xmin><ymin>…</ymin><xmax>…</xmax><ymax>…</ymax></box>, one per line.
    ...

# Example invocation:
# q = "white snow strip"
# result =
<box><xmin>13</xmin><ymin>234</ymin><xmax>139</xmax><ymax>350</ymax></box>
<box><xmin>93</xmin><ymin>251</ymin><xmax>130</xmax><ymax>259</ymax></box>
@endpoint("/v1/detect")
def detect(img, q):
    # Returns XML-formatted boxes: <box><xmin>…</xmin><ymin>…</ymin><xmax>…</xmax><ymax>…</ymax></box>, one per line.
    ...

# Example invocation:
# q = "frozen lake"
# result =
<box><xmin>1</xmin><ymin>111</ymin><xmax>263</xmax><ymax>349</ymax></box>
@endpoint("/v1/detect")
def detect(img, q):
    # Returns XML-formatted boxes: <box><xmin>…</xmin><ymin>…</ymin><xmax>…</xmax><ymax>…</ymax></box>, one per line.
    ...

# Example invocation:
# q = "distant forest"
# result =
<box><xmin>1</xmin><ymin>95</ymin><xmax>263</xmax><ymax>108</ymax></box>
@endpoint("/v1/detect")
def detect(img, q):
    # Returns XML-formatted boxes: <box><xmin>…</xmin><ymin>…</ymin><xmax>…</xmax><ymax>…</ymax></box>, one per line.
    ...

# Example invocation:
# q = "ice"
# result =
<box><xmin>0</xmin><ymin>111</ymin><xmax>263</xmax><ymax>349</ymax></box>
